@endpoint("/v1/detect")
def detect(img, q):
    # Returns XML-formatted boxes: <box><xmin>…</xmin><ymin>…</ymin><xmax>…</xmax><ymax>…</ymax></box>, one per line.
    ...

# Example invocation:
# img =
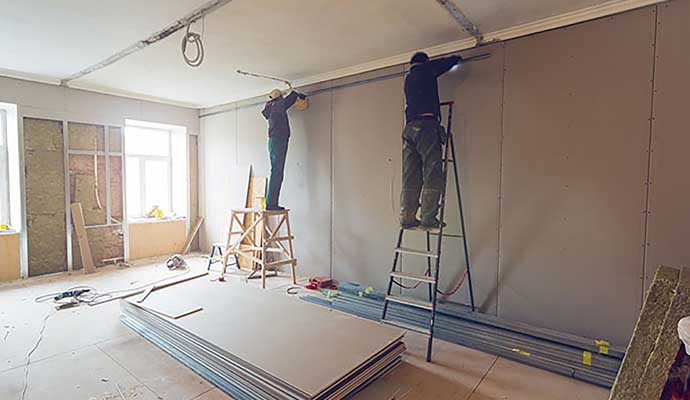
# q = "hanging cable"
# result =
<box><xmin>437</xmin><ymin>271</ymin><xmax>468</xmax><ymax>297</ymax></box>
<box><xmin>181</xmin><ymin>19</ymin><xmax>204</xmax><ymax>68</ymax></box>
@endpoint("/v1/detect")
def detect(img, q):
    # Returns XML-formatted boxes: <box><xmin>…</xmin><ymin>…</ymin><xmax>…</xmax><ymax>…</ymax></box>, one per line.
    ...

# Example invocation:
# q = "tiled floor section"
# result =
<box><xmin>0</xmin><ymin>256</ymin><xmax>611</xmax><ymax>399</ymax></box>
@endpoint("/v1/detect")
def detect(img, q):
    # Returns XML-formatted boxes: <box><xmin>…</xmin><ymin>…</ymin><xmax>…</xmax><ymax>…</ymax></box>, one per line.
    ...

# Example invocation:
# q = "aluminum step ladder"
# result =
<box><xmin>381</xmin><ymin>101</ymin><xmax>475</xmax><ymax>363</ymax></box>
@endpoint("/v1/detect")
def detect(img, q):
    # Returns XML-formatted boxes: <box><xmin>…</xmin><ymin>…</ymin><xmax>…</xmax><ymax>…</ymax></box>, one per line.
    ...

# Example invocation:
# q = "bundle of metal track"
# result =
<box><xmin>301</xmin><ymin>292</ymin><xmax>623</xmax><ymax>388</ymax></box>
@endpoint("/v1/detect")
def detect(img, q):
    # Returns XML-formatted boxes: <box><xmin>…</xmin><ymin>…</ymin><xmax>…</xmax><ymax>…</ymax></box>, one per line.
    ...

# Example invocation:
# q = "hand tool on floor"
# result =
<box><xmin>166</xmin><ymin>254</ymin><xmax>188</xmax><ymax>270</ymax></box>
<box><xmin>53</xmin><ymin>288</ymin><xmax>91</xmax><ymax>301</ymax></box>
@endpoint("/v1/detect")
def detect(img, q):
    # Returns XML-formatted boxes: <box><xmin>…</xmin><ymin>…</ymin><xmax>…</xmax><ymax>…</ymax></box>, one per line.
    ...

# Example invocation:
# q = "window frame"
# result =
<box><xmin>0</xmin><ymin>110</ymin><xmax>9</xmax><ymax>225</ymax></box>
<box><xmin>125</xmin><ymin>125</ymin><xmax>174</xmax><ymax>219</ymax></box>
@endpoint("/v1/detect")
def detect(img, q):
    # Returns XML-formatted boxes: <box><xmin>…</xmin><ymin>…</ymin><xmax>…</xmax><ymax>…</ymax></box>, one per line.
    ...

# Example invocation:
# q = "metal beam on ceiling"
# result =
<box><xmin>60</xmin><ymin>0</ymin><xmax>233</xmax><ymax>86</ymax></box>
<box><xmin>435</xmin><ymin>0</ymin><xmax>483</xmax><ymax>43</ymax></box>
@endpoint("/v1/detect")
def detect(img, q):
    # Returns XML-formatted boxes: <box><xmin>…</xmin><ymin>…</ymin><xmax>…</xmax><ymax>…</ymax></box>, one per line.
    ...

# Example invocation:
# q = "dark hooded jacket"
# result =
<box><xmin>261</xmin><ymin>91</ymin><xmax>306</xmax><ymax>138</ymax></box>
<box><xmin>404</xmin><ymin>55</ymin><xmax>462</xmax><ymax>123</ymax></box>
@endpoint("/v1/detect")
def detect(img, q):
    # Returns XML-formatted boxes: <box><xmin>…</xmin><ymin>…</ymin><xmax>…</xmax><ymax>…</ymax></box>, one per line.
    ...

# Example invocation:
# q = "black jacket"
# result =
<box><xmin>404</xmin><ymin>56</ymin><xmax>462</xmax><ymax>123</ymax></box>
<box><xmin>261</xmin><ymin>91</ymin><xmax>306</xmax><ymax>138</ymax></box>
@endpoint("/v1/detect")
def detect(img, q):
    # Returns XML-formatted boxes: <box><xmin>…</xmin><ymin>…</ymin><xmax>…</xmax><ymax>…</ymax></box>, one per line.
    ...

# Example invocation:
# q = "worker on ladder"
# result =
<box><xmin>400</xmin><ymin>51</ymin><xmax>462</xmax><ymax>230</ymax></box>
<box><xmin>261</xmin><ymin>88</ymin><xmax>307</xmax><ymax>210</ymax></box>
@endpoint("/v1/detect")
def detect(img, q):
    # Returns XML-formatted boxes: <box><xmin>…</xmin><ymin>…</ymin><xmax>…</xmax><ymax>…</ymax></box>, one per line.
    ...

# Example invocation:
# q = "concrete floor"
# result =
<box><xmin>0</xmin><ymin>256</ymin><xmax>611</xmax><ymax>400</ymax></box>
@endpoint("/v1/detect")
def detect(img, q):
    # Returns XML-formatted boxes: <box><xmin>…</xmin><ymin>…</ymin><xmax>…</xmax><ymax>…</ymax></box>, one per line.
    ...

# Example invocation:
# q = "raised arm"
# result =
<box><xmin>429</xmin><ymin>55</ymin><xmax>463</xmax><ymax>77</ymax></box>
<box><xmin>283</xmin><ymin>91</ymin><xmax>301</xmax><ymax>109</ymax></box>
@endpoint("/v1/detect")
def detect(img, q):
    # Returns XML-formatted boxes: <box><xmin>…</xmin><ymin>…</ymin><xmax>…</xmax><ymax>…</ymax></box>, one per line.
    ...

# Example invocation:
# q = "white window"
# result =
<box><xmin>125</xmin><ymin>121</ymin><xmax>188</xmax><ymax>219</ymax></box>
<box><xmin>0</xmin><ymin>110</ymin><xmax>9</xmax><ymax>225</ymax></box>
<box><xmin>0</xmin><ymin>102</ymin><xmax>19</xmax><ymax>230</ymax></box>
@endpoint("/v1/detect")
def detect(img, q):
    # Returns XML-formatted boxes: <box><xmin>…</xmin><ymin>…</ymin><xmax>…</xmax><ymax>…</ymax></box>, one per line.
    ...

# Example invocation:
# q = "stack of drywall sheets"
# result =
<box><xmin>120</xmin><ymin>278</ymin><xmax>405</xmax><ymax>400</ymax></box>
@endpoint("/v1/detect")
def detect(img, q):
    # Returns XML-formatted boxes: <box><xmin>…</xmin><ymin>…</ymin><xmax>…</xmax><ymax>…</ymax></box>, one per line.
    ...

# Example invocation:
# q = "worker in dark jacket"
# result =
<box><xmin>400</xmin><ymin>51</ymin><xmax>462</xmax><ymax>229</ymax></box>
<box><xmin>261</xmin><ymin>88</ymin><xmax>307</xmax><ymax>210</ymax></box>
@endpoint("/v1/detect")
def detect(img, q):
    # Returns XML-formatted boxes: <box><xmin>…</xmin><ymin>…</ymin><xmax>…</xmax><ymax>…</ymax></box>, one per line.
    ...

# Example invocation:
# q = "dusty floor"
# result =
<box><xmin>0</xmin><ymin>256</ymin><xmax>611</xmax><ymax>399</ymax></box>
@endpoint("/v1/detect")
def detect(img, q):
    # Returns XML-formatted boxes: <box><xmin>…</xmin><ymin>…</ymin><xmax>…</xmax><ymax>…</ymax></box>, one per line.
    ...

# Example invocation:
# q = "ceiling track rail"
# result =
<box><xmin>59</xmin><ymin>0</ymin><xmax>233</xmax><ymax>86</ymax></box>
<box><xmin>435</xmin><ymin>0</ymin><xmax>483</xmax><ymax>43</ymax></box>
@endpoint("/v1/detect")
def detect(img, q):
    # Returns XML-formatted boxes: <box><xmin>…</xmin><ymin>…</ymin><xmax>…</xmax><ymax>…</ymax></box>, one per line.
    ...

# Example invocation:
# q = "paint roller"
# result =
<box><xmin>236</xmin><ymin>70</ymin><xmax>309</xmax><ymax>111</ymax></box>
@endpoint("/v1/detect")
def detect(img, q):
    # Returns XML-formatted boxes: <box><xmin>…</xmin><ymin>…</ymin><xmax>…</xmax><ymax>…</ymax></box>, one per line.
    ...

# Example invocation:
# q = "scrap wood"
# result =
<box><xmin>70</xmin><ymin>202</ymin><xmax>96</xmax><ymax>274</ymax></box>
<box><xmin>181</xmin><ymin>216</ymin><xmax>205</xmax><ymax>254</ymax></box>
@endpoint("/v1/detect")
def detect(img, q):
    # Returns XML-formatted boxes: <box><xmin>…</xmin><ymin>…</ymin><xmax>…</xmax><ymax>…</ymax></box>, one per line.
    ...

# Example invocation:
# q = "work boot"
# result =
<box><xmin>400</xmin><ymin>218</ymin><xmax>422</xmax><ymax>229</ymax></box>
<box><xmin>266</xmin><ymin>204</ymin><xmax>285</xmax><ymax>211</ymax></box>
<box><xmin>420</xmin><ymin>218</ymin><xmax>446</xmax><ymax>230</ymax></box>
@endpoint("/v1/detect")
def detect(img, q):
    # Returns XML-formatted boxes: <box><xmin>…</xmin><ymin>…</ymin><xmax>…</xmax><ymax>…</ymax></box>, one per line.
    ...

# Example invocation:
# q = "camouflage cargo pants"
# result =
<box><xmin>400</xmin><ymin>118</ymin><xmax>446</xmax><ymax>224</ymax></box>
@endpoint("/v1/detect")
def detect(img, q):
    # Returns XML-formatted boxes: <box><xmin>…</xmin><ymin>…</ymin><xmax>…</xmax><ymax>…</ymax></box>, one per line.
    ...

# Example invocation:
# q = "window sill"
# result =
<box><xmin>0</xmin><ymin>230</ymin><xmax>18</xmax><ymax>236</ymax></box>
<box><xmin>128</xmin><ymin>217</ymin><xmax>187</xmax><ymax>226</ymax></box>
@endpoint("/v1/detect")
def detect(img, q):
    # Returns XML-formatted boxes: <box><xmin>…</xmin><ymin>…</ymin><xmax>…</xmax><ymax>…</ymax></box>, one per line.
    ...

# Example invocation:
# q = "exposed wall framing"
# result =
<box><xmin>66</xmin><ymin>122</ymin><xmax>126</xmax><ymax>269</ymax></box>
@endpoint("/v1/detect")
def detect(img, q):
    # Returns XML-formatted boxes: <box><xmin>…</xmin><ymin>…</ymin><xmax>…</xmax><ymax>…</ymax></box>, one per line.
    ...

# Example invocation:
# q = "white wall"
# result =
<box><xmin>198</xmin><ymin>5</ymin><xmax>690</xmax><ymax>347</ymax></box>
<box><xmin>0</xmin><ymin>76</ymin><xmax>199</xmax><ymax>132</ymax></box>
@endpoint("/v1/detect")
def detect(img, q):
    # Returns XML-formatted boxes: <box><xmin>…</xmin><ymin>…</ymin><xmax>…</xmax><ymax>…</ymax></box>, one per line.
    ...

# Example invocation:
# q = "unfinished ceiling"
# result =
<box><xmin>0</xmin><ymin>0</ymin><xmax>662</xmax><ymax>107</ymax></box>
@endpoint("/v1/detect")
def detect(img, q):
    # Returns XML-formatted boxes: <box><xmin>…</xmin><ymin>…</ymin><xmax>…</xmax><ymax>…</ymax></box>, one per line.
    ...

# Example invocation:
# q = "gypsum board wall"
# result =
<box><xmin>323</xmin><ymin>293</ymin><xmax>622</xmax><ymax>371</ymax></box>
<box><xmin>337</xmin><ymin>282</ymin><xmax>625</xmax><ymax>359</ymax></box>
<box><xmin>302</xmin><ymin>294</ymin><xmax>619</xmax><ymax>387</ymax></box>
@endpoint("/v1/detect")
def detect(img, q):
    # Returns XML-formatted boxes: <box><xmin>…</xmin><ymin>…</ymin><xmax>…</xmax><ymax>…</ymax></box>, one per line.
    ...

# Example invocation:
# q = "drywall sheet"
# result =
<box><xmin>71</xmin><ymin>226</ymin><xmax>124</xmax><ymax>269</ymax></box>
<box><xmin>125</xmin><ymin>277</ymin><xmax>404</xmax><ymax>397</ymax></box>
<box><xmin>274</xmin><ymin>89</ymin><xmax>332</xmax><ymax>278</ymax></box>
<box><xmin>199</xmin><ymin>109</ymin><xmax>237</xmax><ymax>252</ymax></box>
<box><xmin>233</xmin><ymin>93</ymin><xmax>332</xmax><ymax>278</ymax></box>
<box><xmin>644</xmin><ymin>0</ymin><xmax>690</xmax><ymax>289</ymax></box>
<box><xmin>332</xmin><ymin>67</ymin><xmax>405</xmax><ymax>290</ymax></box>
<box><xmin>498</xmin><ymin>8</ymin><xmax>656</xmax><ymax>345</ymax></box>
<box><xmin>0</xmin><ymin>233</ymin><xmax>20</xmax><ymax>281</ymax></box>
<box><xmin>24</xmin><ymin>117</ymin><xmax>67</xmax><ymax>276</ymax></box>
<box><xmin>413</xmin><ymin>43</ymin><xmax>504</xmax><ymax>314</ymax></box>
<box><xmin>128</xmin><ymin>219</ymin><xmax>186</xmax><ymax>260</ymax></box>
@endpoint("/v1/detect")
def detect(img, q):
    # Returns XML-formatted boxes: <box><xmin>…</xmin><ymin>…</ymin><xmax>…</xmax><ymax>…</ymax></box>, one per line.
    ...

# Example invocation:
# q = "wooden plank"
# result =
<box><xmin>181</xmin><ymin>216</ymin><xmax>205</xmax><ymax>254</ymax></box>
<box><xmin>240</xmin><ymin>176</ymin><xmax>268</xmax><ymax>271</ymax></box>
<box><xmin>0</xmin><ymin>233</ymin><xmax>20</xmax><ymax>281</ymax></box>
<box><xmin>70</xmin><ymin>202</ymin><xmax>96</xmax><ymax>274</ymax></box>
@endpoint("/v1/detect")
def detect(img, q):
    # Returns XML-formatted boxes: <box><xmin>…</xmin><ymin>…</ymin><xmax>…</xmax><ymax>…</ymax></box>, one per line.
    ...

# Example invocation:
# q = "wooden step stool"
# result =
<box><xmin>220</xmin><ymin>208</ymin><xmax>297</xmax><ymax>288</ymax></box>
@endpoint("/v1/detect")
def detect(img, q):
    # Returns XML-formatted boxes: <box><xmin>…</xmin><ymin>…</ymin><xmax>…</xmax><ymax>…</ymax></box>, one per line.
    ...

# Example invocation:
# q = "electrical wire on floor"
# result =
<box><xmin>34</xmin><ymin>263</ymin><xmax>191</xmax><ymax>308</ymax></box>
<box><xmin>20</xmin><ymin>308</ymin><xmax>55</xmax><ymax>400</ymax></box>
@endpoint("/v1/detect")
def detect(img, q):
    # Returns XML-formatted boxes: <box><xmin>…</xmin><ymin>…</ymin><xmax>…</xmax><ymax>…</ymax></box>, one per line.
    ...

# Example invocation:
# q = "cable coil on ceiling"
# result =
<box><xmin>181</xmin><ymin>19</ymin><xmax>205</xmax><ymax>67</ymax></box>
